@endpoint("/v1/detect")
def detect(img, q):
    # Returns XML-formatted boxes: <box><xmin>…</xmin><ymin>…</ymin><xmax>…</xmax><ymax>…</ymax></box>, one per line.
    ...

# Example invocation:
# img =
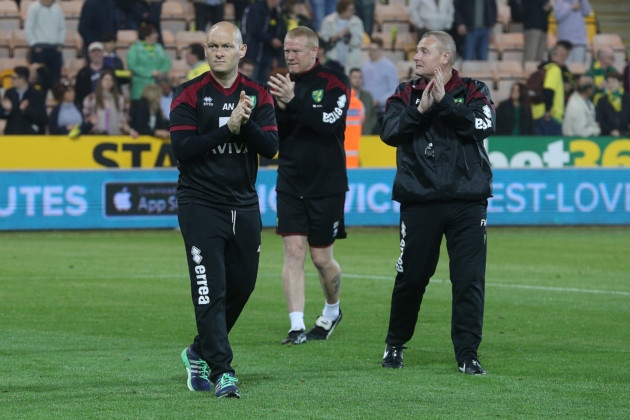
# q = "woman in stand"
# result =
<box><xmin>83</xmin><ymin>70</ymin><xmax>130</xmax><ymax>135</ymax></box>
<box><xmin>128</xmin><ymin>83</ymin><xmax>169</xmax><ymax>139</ymax></box>
<box><xmin>495</xmin><ymin>82</ymin><xmax>534</xmax><ymax>135</ymax></box>
<box><xmin>48</xmin><ymin>81</ymin><xmax>88</xmax><ymax>137</ymax></box>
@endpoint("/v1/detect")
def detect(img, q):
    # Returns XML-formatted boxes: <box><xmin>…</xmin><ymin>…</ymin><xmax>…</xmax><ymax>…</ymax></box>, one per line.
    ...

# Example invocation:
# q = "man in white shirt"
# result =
<box><xmin>23</xmin><ymin>0</ymin><xmax>66</xmax><ymax>87</ymax></box>
<box><xmin>563</xmin><ymin>75</ymin><xmax>601</xmax><ymax>137</ymax></box>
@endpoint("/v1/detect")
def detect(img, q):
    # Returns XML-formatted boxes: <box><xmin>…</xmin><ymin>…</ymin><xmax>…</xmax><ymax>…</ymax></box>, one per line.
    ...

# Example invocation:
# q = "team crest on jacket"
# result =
<box><xmin>248</xmin><ymin>95</ymin><xmax>257</xmax><ymax>109</ymax></box>
<box><xmin>454</xmin><ymin>98</ymin><xmax>464</xmax><ymax>105</ymax></box>
<box><xmin>312</xmin><ymin>89</ymin><xmax>324</xmax><ymax>103</ymax></box>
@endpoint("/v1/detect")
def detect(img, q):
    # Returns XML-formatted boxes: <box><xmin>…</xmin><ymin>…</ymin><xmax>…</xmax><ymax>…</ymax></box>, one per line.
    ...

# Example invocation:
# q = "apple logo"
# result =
<box><xmin>113</xmin><ymin>187</ymin><xmax>133</xmax><ymax>211</ymax></box>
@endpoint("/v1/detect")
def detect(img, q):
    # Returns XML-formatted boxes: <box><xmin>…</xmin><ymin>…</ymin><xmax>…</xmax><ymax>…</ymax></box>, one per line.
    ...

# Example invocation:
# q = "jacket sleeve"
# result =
<box><xmin>24</xmin><ymin>90</ymin><xmax>48</xmax><ymax>130</ymax></box>
<box><xmin>129</xmin><ymin>100</ymin><xmax>154</xmax><ymax>135</ymax></box>
<box><xmin>434</xmin><ymin>80</ymin><xmax>496</xmax><ymax>142</ymax></box>
<box><xmin>284</xmin><ymin>78</ymin><xmax>350</xmax><ymax>135</ymax></box>
<box><xmin>48</xmin><ymin>107</ymin><xmax>65</xmax><ymax>134</ymax></box>
<box><xmin>380</xmin><ymin>82</ymin><xmax>433</xmax><ymax>146</ymax></box>
<box><xmin>238</xmin><ymin>89</ymin><xmax>278</xmax><ymax>159</ymax></box>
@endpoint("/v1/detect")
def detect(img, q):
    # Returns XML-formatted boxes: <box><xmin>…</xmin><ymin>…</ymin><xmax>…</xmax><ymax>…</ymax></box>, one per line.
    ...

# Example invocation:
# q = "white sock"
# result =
<box><xmin>289</xmin><ymin>312</ymin><xmax>305</xmax><ymax>332</ymax></box>
<box><xmin>322</xmin><ymin>301</ymin><xmax>340</xmax><ymax>320</ymax></box>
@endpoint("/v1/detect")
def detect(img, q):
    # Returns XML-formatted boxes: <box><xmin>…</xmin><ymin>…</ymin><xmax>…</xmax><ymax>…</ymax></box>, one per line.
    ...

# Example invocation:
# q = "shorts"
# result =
<box><xmin>276</xmin><ymin>192</ymin><xmax>345</xmax><ymax>247</ymax></box>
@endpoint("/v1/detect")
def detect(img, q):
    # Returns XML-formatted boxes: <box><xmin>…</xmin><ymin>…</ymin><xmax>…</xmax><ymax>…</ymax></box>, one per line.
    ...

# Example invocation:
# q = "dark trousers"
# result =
<box><xmin>194</xmin><ymin>3</ymin><xmax>224</xmax><ymax>32</ymax></box>
<box><xmin>386</xmin><ymin>200</ymin><xmax>487</xmax><ymax>364</ymax></box>
<box><xmin>178</xmin><ymin>203</ymin><xmax>261</xmax><ymax>382</ymax></box>
<box><xmin>30</xmin><ymin>45</ymin><xmax>62</xmax><ymax>86</ymax></box>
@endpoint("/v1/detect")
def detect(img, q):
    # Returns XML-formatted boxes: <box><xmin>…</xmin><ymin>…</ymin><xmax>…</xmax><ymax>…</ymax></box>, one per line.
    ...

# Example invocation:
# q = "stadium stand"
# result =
<box><xmin>0</xmin><ymin>0</ymin><xmax>20</xmax><ymax>31</ymax></box>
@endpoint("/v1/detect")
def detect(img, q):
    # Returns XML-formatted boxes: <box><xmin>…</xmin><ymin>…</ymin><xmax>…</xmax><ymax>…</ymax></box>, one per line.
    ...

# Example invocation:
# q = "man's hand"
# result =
<box><xmin>227</xmin><ymin>90</ymin><xmax>253</xmax><ymax>135</ymax></box>
<box><xmin>418</xmin><ymin>79</ymin><xmax>435</xmax><ymax>113</ymax></box>
<box><xmin>1</xmin><ymin>97</ymin><xmax>12</xmax><ymax>112</ymax></box>
<box><xmin>431</xmin><ymin>67</ymin><xmax>445</xmax><ymax>103</ymax></box>
<box><xmin>268</xmin><ymin>73</ymin><xmax>295</xmax><ymax>109</ymax></box>
<box><xmin>19</xmin><ymin>99</ymin><xmax>29</xmax><ymax>112</ymax></box>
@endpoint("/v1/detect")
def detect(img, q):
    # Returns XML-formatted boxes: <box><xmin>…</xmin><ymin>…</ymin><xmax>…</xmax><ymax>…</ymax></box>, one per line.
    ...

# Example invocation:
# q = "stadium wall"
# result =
<box><xmin>0</xmin><ymin>135</ymin><xmax>629</xmax><ymax>230</ymax></box>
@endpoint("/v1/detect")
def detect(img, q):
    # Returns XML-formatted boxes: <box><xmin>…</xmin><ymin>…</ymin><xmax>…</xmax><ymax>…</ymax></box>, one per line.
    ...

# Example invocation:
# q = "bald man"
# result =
<box><xmin>172</xmin><ymin>21</ymin><xmax>279</xmax><ymax>398</ymax></box>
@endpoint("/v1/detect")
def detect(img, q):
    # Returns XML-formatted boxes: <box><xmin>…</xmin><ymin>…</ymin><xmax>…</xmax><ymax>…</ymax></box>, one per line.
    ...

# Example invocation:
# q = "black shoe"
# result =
<box><xmin>306</xmin><ymin>309</ymin><xmax>343</xmax><ymax>340</ymax></box>
<box><xmin>281</xmin><ymin>329</ymin><xmax>306</xmax><ymax>345</ymax></box>
<box><xmin>382</xmin><ymin>344</ymin><xmax>406</xmax><ymax>368</ymax></box>
<box><xmin>458</xmin><ymin>359</ymin><xmax>486</xmax><ymax>375</ymax></box>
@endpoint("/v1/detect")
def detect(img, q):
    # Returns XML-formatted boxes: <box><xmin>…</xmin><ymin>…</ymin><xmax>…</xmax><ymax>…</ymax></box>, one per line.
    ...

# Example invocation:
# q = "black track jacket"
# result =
<box><xmin>169</xmin><ymin>73</ymin><xmax>279</xmax><ymax>208</ymax></box>
<box><xmin>275</xmin><ymin>62</ymin><xmax>350</xmax><ymax>198</ymax></box>
<box><xmin>381</xmin><ymin>69</ymin><xmax>495</xmax><ymax>203</ymax></box>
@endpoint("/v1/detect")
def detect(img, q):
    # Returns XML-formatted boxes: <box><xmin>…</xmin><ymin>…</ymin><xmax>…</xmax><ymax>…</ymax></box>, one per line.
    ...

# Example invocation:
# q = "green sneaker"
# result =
<box><xmin>214</xmin><ymin>372</ymin><xmax>241</xmax><ymax>398</ymax></box>
<box><xmin>181</xmin><ymin>346</ymin><xmax>212</xmax><ymax>392</ymax></box>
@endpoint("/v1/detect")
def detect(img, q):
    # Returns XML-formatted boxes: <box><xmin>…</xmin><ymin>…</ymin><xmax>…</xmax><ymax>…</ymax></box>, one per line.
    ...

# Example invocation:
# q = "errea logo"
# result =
<box><xmin>203</xmin><ymin>96</ymin><xmax>213</xmax><ymax>106</ymax></box>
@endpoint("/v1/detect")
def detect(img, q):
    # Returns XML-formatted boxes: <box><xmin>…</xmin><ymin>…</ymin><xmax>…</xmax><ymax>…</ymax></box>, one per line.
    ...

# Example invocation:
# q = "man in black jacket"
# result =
<box><xmin>244</xmin><ymin>0</ymin><xmax>287</xmax><ymax>82</ymax></box>
<box><xmin>380</xmin><ymin>31</ymin><xmax>495</xmax><ymax>374</ymax></box>
<box><xmin>268</xmin><ymin>26</ymin><xmax>349</xmax><ymax>345</ymax></box>
<box><xmin>1</xmin><ymin>66</ymin><xmax>47</xmax><ymax>135</ymax></box>
<box><xmin>170</xmin><ymin>21</ymin><xmax>279</xmax><ymax>398</ymax></box>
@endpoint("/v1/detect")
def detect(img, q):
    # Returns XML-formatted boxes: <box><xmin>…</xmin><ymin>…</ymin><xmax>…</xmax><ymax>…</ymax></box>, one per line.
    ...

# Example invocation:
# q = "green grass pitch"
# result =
<box><xmin>1</xmin><ymin>227</ymin><xmax>628</xmax><ymax>418</ymax></box>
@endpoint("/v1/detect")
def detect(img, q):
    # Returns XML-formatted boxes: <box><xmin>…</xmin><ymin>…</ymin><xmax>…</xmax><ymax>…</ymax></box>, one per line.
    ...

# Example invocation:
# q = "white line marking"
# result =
<box><xmin>8</xmin><ymin>272</ymin><xmax>629</xmax><ymax>297</ymax></box>
<box><xmin>341</xmin><ymin>273</ymin><xmax>630</xmax><ymax>297</ymax></box>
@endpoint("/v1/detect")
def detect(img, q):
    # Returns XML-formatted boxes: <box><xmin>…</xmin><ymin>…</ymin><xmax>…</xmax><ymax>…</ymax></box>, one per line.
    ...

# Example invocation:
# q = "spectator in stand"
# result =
<box><xmin>244</xmin><ymin>0</ymin><xmax>287</xmax><ymax>83</ymax></box>
<box><xmin>408</xmin><ymin>0</ymin><xmax>455</xmax><ymax>43</ymax></box>
<box><xmin>532</xmin><ymin>41</ymin><xmax>571</xmax><ymax>135</ymax></box>
<box><xmin>586</xmin><ymin>47</ymin><xmax>618</xmax><ymax>105</ymax></box>
<box><xmin>185</xmin><ymin>43</ymin><xmax>211</xmax><ymax>81</ymax></box>
<box><xmin>78</xmin><ymin>0</ymin><xmax>118</xmax><ymax>60</ymax></box>
<box><xmin>595</xmin><ymin>70</ymin><xmax>630</xmax><ymax>137</ymax></box>
<box><xmin>155</xmin><ymin>73</ymin><xmax>174</xmax><ymax>122</ymax></box>
<box><xmin>75</xmin><ymin>42</ymin><xmax>108</xmax><ymax>108</ymax></box>
<box><xmin>82</xmin><ymin>69</ymin><xmax>130</xmax><ymax>135</ymax></box>
<box><xmin>127</xmin><ymin>23</ymin><xmax>171</xmax><ymax>100</ymax></box>
<box><xmin>349</xmin><ymin>67</ymin><xmax>376</xmax><ymax>135</ymax></box>
<box><xmin>283</xmin><ymin>0</ymin><xmax>313</xmax><ymax>32</ymax></box>
<box><xmin>495</xmin><ymin>82</ymin><xmax>534</xmax><ymax>135</ymax></box>
<box><xmin>238</xmin><ymin>57</ymin><xmax>256</xmax><ymax>78</ymax></box>
<box><xmin>0</xmin><ymin>66</ymin><xmax>48</xmax><ymax>135</ymax></box>
<box><xmin>48</xmin><ymin>81</ymin><xmax>88</xmax><ymax>136</ymax></box>
<box><xmin>128</xmin><ymin>83</ymin><xmax>170</xmax><ymax>139</ymax></box>
<box><xmin>453</xmin><ymin>0</ymin><xmax>497</xmax><ymax>61</ymax></box>
<box><xmin>360</xmin><ymin>37</ymin><xmax>398</xmax><ymax>133</ymax></box>
<box><xmin>23</xmin><ymin>0</ymin><xmax>66</xmax><ymax>87</ymax></box>
<box><xmin>318</xmin><ymin>0</ymin><xmax>364</xmax><ymax>75</ymax></box>
<box><xmin>554</xmin><ymin>0</ymin><xmax>592</xmax><ymax>64</ymax></box>
<box><xmin>317</xmin><ymin>37</ymin><xmax>345</xmax><ymax>74</ymax></box>
<box><xmin>192</xmin><ymin>0</ymin><xmax>225</xmax><ymax>33</ymax></box>
<box><xmin>354</xmin><ymin>0</ymin><xmax>376</xmax><ymax>36</ymax></box>
<box><xmin>310</xmin><ymin>0</ymin><xmax>337</xmax><ymax>32</ymax></box>
<box><xmin>522</xmin><ymin>0</ymin><xmax>553</xmax><ymax>64</ymax></box>
<box><xmin>563</xmin><ymin>75</ymin><xmax>600</xmax><ymax>137</ymax></box>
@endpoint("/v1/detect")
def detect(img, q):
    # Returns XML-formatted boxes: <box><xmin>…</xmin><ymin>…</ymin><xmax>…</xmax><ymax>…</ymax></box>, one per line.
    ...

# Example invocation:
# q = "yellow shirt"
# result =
<box><xmin>186</xmin><ymin>62</ymin><xmax>210</xmax><ymax>81</ymax></box>
<box><xmin>531</xmin><ymin>62</ymin><xmax>565</xmax><ymax>122</ymax></box>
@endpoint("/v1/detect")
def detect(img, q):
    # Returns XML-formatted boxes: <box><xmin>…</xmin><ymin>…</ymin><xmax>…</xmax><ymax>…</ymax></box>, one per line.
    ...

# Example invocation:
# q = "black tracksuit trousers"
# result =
<box><xmin>178</xmin><ymin>203</ymin><xmax>261</xmax><ymax>382</ymax></box>
<box><xmin>385</xmin><ymin>199</ymin><xmax>488</xmax><ymax>364</ymax></box>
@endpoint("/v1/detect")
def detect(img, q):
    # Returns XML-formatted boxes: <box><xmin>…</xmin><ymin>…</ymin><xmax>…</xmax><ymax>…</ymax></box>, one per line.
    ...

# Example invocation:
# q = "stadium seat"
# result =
<box><xmin>162</xmin><ymin>29</ymin><xmax>178</xmax><ymax>60</ymax></box>
<box><xmin>0</xmin><ymin>28</ymin><xmax>10</xmax><ymax>58</ymax></box>
<box><xmin>169</xmin><ymin>58</ymin><xmax>189</xmax><ymax>83</ymax></box>
<box><xmin>523</xmin><ymin>61</ymin><xmax>539</xmax><ymax>79</ymax></box>
<box><xmin>62</xmin><ymin>30</ymin><xmax>81</xmax><ymax>62</ymax></box>
<box><xmin>494</xmin><ymin>32</ymin><xmax>524</xmax><ymax>62</ymax></box>
<box><xmin>18</xmin><ymin>0</ymin><xmax>33</xmax><ymax>27</ymax></box>
<box><xmin>494</xmin><ymin>60</ymin><xmax>524</xmax><ymax>93</ymax></box>
<box><xmin>396</xmin><ymin>60</ymin><xmax>415</xmax><ymax>82</ymax></box>
<box><xmin>63</xmin><ymin>57</ymin><xmax>85</xmax><ymax>81</ymax></box>
<box><xmin>161</xmin><ymin>1</ymin><xmax>187</xmax><ymax>34</ymax></box>
<box><xmin>0</xmin><ymin>0</ymin><xmax>20</xmax><ymax>31</ymax></box>
<box><xmin>59</xmin><ymin>0</ymin><xmax>82</xmax><ymax>32</ymax></box>
<box><xmin>8</xmin><ymin>29</ymin><xmax>29</xmax><ymax>59</ymax></box>
<box><xmin>175</xmin><ymin>30</ymin><xmax>206</xmax><ymax>59</ymax></box>
<box><xmin>0</xmin><ymin>56</ymin><xmax>29</xmax><ymax>73</ymax></box>
<box><xmin>566</xmin><ymin>61</ymin><xmax>586</xmax><ymax>76</ymax></box>
<box><xmin>374</xmin><ymin>4</ymin><xmax>409</xmax><ymax>32</ymax></box>
<box><xmin>460</xmin><ymin>60</ymin><xmax>496</xmax><ymax>90</ymax></box>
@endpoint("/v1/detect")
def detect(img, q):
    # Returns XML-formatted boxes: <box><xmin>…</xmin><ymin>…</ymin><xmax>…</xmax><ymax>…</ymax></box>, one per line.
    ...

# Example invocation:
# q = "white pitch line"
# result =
<box><xmin>8</xmin><ymin>272</ymin><xmax>629</xmax><ymax>297</ymax></box>
<box><xmin>340</xmin><ymin>273</ymin><xmax>630</xmax><ymax>297</ymax></box>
